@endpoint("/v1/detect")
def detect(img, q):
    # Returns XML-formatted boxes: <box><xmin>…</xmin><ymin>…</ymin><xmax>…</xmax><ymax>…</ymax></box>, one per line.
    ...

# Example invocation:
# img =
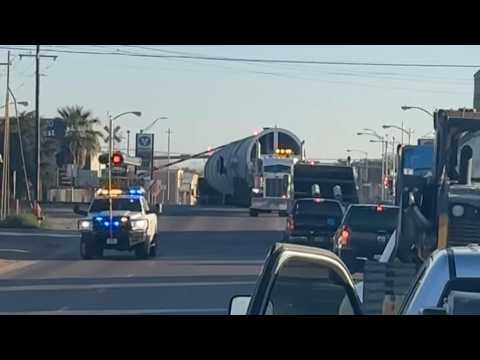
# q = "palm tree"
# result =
<box><xmin>58</xmin><ymin>105</ymin><xmax>103</xmax><ymax>169</ymax></box>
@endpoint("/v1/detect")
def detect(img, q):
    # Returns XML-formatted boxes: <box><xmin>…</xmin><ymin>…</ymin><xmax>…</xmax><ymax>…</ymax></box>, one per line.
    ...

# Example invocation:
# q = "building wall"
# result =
<box><xmin>474</xmin><ymin>70</ymin><xmax>480</xmax><ymax>110</ymax></box>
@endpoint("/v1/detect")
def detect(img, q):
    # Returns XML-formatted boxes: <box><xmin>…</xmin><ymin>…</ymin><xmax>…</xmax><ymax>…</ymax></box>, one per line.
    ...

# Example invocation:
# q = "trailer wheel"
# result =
<box><xmin>249</xmin><ymin>209</ymin><xmax>258</xmax><ymax>217</ymax></box>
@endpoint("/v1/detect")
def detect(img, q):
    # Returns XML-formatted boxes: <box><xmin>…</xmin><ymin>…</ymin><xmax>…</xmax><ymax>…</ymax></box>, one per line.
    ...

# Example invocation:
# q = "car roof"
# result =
<box><xmin>275</xmin><ymin>243</ymin><xmax>345</xmax><ymax>263</ymax></box>
<box><xmin>93</xmin><ymin>195</ymin><xmax>143</xmax><ymax>200</ymax></box>
<box><xmin>295</xmin><ymin>198</ymin><xmax>342</xmax><ymax>204</ymax></box>
<box><xmin>430</xmin><ymin>245</ymin><xmax>480</xmax><ymax>278</ymax></box>
<box><xmin>273</xmin><ymin>243</ymin><xmax>354</xmax><ymax>282</ymax></box>
<box><xmin>347</xmin><ymin>203</ymin><xmax>399</xmax><ymax>209</ymax></box>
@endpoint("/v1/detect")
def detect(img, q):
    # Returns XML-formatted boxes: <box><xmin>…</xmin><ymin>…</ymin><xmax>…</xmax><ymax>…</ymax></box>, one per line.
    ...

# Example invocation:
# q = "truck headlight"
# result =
<box><xmin>452</xmin><ymin>205</ymin><xmax>464</xmax><ymax>217</ymax></box>
<box><xmin>131</xmin><ymin>219</ymin><xmax>148</xmax><ymax>231</ymax></box>
<box><xmin>78</xmin><ymin>220</ymin><xmax>92</xmax><ymax>231</ymax></box>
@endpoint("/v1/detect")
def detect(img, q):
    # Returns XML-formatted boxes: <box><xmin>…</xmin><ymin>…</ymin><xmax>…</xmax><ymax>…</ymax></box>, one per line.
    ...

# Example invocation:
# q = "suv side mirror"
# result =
<box><xmin>73</xmin><ymin>205</ymin><xmax>88</xmax><ymax>216</ymax></box>
<box><xmin>229</xmin><ymin>296</ymin><xmax>251</xmax><ymax>315</ymax></box>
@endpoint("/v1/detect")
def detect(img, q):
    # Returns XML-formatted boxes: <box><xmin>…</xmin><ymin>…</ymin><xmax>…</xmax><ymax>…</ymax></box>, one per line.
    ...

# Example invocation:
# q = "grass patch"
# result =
<box><xmin>0</xmin><ymin>214</ymin><xmax>44</xmax><ymax>229</ymax></box>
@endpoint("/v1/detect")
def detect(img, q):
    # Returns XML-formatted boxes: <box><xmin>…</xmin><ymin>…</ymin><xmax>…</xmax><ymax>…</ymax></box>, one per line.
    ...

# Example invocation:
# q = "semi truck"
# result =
<box><xmin>249</xmin><ymin>149</ymin><xmax>296</xmax><ymax>217</ymax></box>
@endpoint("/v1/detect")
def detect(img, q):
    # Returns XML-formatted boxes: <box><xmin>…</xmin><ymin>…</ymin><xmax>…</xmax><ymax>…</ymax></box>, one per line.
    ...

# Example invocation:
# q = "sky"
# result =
<box><xmin>0</xmin><ymin>45</ymin><xmax>479</xmax><ymax>162</ymax></box>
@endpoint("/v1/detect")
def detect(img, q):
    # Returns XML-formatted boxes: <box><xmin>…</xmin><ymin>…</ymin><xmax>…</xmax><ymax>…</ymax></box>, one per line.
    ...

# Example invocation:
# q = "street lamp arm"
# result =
<box><xmin>141</xmin><ymin>116</ymin><xmax>168</xmax><ymax>133</ymax></box>
<box><xmin>383</xmin><ymin>124</ymin><xmax>411</xmax><ymax>136</ymax></box>
<box><xmin>346</xmin><ymin>149</ymin><xmax>368</xmax><ymax>157</ymax></box>
<box><xmin>111</xmin><ymin>111</ymin><xmax>142</xmax><ymax>121</ymax></box>
<box><xmin>402</xmin><ymin>106</ymin><xmax>434</xmax><ymax>117</ymax></box>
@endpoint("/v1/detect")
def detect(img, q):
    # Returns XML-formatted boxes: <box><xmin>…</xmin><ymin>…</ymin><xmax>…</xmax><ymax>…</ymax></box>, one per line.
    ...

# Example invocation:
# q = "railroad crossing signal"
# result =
<box><xmin>103</xmin><ymin>125</ymin><xmax>122</xmax><ymax>144</ymax></box>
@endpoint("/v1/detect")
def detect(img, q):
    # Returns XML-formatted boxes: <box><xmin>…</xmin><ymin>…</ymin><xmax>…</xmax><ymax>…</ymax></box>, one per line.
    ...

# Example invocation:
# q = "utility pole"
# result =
<box><xmin>19</xmin><ymin>46</ymin><xmax>57</xmax><ymax>215</ymax></box>
<box><xmin>166</xmin><ymin>128</ymin><xmax>172</xmax><ymax>203</ymax></box>
<box><xmin>0</xmin><ymin>52</ymin><xmax>11</xmax><ymax>220</ymax></box>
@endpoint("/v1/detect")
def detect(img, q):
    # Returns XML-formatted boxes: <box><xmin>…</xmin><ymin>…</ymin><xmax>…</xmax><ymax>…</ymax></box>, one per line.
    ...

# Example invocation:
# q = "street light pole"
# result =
<box><xmin>167</xmin><ymin>128</ymin><xmax>172</xmax><ymax>203</ymax></box>
<box><xmin>358</xmin><ymin>131</ymin><xmax>386</xmax><ymax>201</ymax></box>
<box><xmin>126</xmin><ymin>130</ymin><xmax>130</xmax><ymax>156</ymax></box>
<box><xmin>107</xmin><ymin>111</ymin><xmax>141</xmax><ymax>239</ymax></box>
<box><xmin>346</xmin><ymin>149</ymin><xmax>368</xmax><ymax>183</ymax></box>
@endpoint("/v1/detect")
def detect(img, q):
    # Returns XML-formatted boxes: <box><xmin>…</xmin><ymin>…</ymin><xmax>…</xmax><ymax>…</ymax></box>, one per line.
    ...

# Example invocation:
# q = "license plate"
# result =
<box><xmin>106</xmin><ymin>238</ymin><xmax>118</xmax><ymax>245</ymax></box>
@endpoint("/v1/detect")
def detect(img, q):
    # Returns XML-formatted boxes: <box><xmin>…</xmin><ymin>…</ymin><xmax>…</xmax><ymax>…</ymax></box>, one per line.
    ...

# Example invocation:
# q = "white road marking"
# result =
<box><xmin>0</xmin><ymin>308</ymin><xmax>225</xmax><ymax>315</ymax></box>
<box><xmin>0</xmin><ymin>232</ymin><xmax>79</xmax><ymax>238</ymax></box>
<box><xmin>0</xmin><ymin>281</ymin><xmax>256</xmax><ymax>292</ymax></box>
<box><xmin>0</xmin><ymin>249</ymin><xmax>29</xmax><ymax>253</ymax></box>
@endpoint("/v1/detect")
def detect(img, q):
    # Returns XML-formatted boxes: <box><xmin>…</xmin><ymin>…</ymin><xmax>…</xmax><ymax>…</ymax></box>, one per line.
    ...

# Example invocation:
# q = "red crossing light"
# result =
<box><xmin>111</xmin><ymin>152</ymin><xmax>124</xmax><ymax>166</ymax></box>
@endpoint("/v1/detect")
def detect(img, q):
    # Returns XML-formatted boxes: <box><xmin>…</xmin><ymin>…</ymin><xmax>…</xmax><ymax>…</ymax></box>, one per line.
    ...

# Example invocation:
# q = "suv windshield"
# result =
<box><xmin>89</xmin><ymin>198</ymin><xmax>142</xmax><ymax>213</ymax></box>
<box><xmin>295</xmin><ymin>200</ymin><xmax>343</xmax><ymax>218</ymax></box>
<box><xmin>344</xmin><ymin>206</ymin><xmax>399</xmax><ymax>231</ymax></box>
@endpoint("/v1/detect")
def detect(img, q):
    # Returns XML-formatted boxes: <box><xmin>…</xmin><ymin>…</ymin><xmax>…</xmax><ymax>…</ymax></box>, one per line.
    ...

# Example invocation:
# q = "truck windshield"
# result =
<box><xmin>89</xmin><ymin>198</ymin><xmax>142</xmax><ymax>212</ymax></box>
<box><xmin>264</xmin><ymin>165</ymin><xmax>291</xmax><ymax>173</ymax></box>
<box><xmin>295</xmin><ymin>201</ymin><xmax>343</xmax><ymax>217</ymax></box>
<box><xmin>344</xmin><ymin>206</ymin><xmax>399</xmax><ymax>231</ymax></box>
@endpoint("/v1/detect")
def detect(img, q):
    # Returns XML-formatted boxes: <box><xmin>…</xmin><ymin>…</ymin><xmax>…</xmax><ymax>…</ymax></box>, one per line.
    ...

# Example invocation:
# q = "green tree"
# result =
<box><xmin>58</xmin><ymin>105</ymin><xmax>103</xmax><ymax>169</ymax></box>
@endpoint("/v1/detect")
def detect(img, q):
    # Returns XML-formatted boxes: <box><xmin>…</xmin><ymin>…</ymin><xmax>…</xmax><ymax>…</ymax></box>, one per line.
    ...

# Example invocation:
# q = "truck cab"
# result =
<box><xmin>249</xmin><ymin>151</ymin><xmax>295</xmax><ymax>217</ymax></box>
<box><xmin>75</xmin><ymin>187</ymin><xmax>160</xmax><ymax>259</ymax></box>
<box><xmin>396</xmin><ymin>109</ymin><xmax>480</xmax><ymax>263</ymax></box>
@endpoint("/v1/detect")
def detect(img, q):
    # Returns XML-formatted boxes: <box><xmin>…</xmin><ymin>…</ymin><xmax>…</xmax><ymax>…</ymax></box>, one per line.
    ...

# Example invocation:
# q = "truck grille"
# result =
<box><xmin>448</xmin><ymin>205</ymin><xmax>480</xmax><ymax>245</ymax></box>
<box><xmin>265</xmin><ymin>178</ymin><xmax>285</xmax><ymax>197</ymax></box>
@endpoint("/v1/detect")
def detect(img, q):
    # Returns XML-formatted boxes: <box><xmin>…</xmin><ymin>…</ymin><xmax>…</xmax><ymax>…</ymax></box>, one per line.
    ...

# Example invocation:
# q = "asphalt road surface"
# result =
<box><xmin>0</xmin><ymin>206</ymin><xmax>285</xmax><ymax>315</ymax></box>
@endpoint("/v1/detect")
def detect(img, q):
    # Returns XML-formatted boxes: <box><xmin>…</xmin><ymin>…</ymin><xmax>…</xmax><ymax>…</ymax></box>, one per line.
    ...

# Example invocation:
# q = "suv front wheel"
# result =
<box><xmin>135</xmin><ymin>239</ymin><xmax>150</xmax><ymax>259</ymax></box>
<box><xmin>80</xmin><ymin>235</ymin><xmax>99</xmax><ymax>260</ymax></box>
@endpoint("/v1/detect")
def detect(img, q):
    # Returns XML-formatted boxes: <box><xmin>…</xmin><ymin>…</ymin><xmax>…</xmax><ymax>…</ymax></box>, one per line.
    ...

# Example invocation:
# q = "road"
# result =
<box><xmin>0</xmin><ymin>206</ymin><xmax>285</xmax><ymax>314</ymax></box>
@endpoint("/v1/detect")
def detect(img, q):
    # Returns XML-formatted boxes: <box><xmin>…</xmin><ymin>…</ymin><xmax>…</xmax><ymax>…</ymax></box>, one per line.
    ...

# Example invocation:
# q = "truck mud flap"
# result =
<box><xmin>362</xmin><ymin>261</ymin><xmax>417</xmax><ymax>315</ymax></box>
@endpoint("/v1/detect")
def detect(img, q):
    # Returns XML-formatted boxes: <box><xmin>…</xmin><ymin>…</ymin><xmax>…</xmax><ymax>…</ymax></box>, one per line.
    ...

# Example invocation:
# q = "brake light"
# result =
<box><xmin>287</xmin><ymin>216</ymin><xmax>295</xmax><ymax>231</ymax></box>
<box><xmin>339</xmin><ymin>226</ymin><xmax>350</xmax><ymax>246</ymax></box>
<box><xmin>376</xmin><ymin>204</ymin><xmax>384</xmax><ymax>212</ymax></box>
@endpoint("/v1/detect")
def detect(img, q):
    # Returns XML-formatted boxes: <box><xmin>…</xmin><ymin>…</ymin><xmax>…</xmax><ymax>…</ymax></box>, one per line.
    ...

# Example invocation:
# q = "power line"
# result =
<box><xmin>1</xmin><ymin>45</ymin><xmax>480</xmax><ymax>68</ymax></box>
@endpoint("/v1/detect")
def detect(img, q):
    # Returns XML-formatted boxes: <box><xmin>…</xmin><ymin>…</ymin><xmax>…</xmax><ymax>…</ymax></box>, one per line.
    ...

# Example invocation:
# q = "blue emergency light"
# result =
<box><xmin>128</xmin><ymin>186</ymin><xmax>145</xmax><ymax>196</ymax></box>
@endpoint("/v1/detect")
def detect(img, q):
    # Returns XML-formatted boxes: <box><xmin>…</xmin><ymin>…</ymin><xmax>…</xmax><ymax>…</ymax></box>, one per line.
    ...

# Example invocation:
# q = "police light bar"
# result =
<box><xmin>96</xmin><ymin>188</ymin><xmax>124</xmax><ymax>196</ymax></box>
<box><xmin>128</xmin><ymin>186</ymin><xmax>145</xmax><ymax>195</ymax></box>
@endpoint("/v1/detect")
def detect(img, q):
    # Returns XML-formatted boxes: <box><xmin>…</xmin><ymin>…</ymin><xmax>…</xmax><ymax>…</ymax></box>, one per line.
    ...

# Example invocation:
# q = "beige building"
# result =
<box><xmin>152</xmin><ymin>168</ymin><xmax>199</xmax><ymax>205</ymax></box>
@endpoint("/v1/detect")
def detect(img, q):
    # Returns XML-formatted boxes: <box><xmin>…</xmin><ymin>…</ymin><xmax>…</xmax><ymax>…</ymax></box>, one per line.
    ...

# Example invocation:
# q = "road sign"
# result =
<box><xmin>136</xmin><ymin>133</ymin><xmax>155</xmax><ymax>175</ymax></box>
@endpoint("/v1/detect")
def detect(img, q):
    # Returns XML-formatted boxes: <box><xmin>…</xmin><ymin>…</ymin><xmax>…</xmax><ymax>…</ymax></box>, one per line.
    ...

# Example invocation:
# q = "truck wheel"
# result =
<box><xmin>95</xmin><ymin>245</ymin><xmax>104</xmax><ymax>259</ymax></box>
<box><xmin>249</xmin><ymin>209</ymin><xmax>258</xmax><ymax>217</ymax></box>
<box><xmin>135</xmin><ymin>240</ymin><xmax>150</xmax><ymax>259</ymax></box>
<box><xmin>80</xmin><ymin>236</ymin><xmax>95</xmax><ymax>260</ymax></box>
<box><xmin>149</xmin><ymin>235</ymin><xmax>158</xmax><ymax>258</ymax></box>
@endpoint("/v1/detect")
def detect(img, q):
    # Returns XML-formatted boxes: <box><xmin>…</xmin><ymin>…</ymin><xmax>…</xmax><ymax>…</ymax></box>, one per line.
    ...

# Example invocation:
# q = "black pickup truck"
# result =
<box><xmin>283</xmin><ymin>198</ymin><xmax>344</xmax><ymax>250</ymax></box>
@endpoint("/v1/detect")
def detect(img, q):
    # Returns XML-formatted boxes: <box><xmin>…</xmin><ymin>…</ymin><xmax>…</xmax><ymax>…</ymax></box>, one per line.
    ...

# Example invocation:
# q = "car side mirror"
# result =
<box><xmin>420</xmin><ymin>307</ymin><xmax>447</xmax><ymax>315</ymax></box>
<box><xmin>73</xmin><ymin>205</ymin><xmax>88</xmax><ymax>216</ymax></box>
<box><xmin>229</xmin><ymin>296</ymin><xmax>251</xmax><ymax>315</ymax></box>
<box><xmin>408</xmin><ymin>191</ymin><xmax>416</xmax><ymax>207</ymax></box>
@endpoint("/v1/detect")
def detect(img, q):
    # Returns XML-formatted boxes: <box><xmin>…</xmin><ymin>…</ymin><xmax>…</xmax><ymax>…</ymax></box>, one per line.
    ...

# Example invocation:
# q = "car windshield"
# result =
<box><xmin>295</xmin><ymin>201</ymin><xmax>342</xmax><ymax>217</ymax></box>
<box><xmin>344</xmin><ymin>206</ymin><xmax>399</xmax><ymax>231</ymax></box>
<box><xmin>89</xmin><ymin>198</ymin><xmax>142</xmax><ymax>212</ymax></box>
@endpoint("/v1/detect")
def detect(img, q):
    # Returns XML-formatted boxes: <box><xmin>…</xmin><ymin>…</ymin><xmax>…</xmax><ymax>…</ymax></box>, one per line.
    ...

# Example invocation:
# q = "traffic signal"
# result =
<box><xmin>99</xmin><ymin>153</ymin><xmax>109</xmax><ymax>165</ymax></box>
<box><xmin>112</xmin><ymin>152</ymin><xmax>124</xmax><ymax>166</ymax></box>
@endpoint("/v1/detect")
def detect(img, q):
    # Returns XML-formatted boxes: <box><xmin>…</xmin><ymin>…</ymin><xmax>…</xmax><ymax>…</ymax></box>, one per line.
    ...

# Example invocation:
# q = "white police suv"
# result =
<box><xmin>75</xmin><ymin>187</ymin><xmax>160</xmax><ymax>259</ymax></box>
